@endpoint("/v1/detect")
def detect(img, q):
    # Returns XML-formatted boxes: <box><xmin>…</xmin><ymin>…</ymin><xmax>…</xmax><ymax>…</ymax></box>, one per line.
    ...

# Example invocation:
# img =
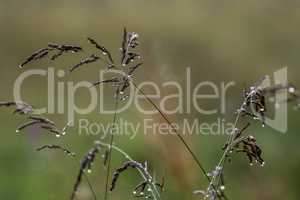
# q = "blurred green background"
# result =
<box><xmin>0</xmin><ymin>0</ymin><xmax>300</xmax><ymax>199</ymax></box>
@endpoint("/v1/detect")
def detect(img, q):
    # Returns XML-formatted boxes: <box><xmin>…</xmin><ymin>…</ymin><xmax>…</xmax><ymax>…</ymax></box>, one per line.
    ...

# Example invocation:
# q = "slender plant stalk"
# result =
<box><xmin>80</xmin><ymin>164</ymin><xmax>99</xmax><ymax>200</ymax></box>
<box><xmin>131</xmin><ymin>82</ymin><xmax>209</xmax><ymax>178</ymax></box>
<box><xmin>209</xmin><ymin>103</ymin><xmax>244</xmax><ymax>190</ymax></box>
<box><xmin>104</xmin><ymin>93</ymin><xmax>119</xmax><ymax>200</ymax></box>
<box><xmin>208</xmin><ymin>89</ymin><xmax>257</xmax><ymax>198</ymax></box>
<box><xmin>131</xmin><ymin>81</ymin><xmax>227</xmax><ymax>200</ymax></box>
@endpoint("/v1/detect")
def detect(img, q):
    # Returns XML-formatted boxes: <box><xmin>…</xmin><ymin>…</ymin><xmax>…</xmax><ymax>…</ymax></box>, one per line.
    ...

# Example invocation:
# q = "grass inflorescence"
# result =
<box><xmin>0</xmin><ymin>28</ymin><xmax>299</xmax><ymax>200</ymax></box>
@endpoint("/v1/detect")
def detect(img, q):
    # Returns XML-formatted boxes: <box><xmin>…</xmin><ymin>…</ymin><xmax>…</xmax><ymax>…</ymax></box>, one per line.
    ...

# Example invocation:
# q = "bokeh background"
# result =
<box><xmin>0</xmin><ymin>0</ymin><xmax>300</xmax><ymax>199</ymax></box>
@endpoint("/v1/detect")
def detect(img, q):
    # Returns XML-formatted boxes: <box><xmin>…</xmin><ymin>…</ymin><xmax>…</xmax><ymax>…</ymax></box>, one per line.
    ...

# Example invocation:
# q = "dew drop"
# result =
<box><xmin>121</xmin><ymin>95</ymin><xmax>129</xmax><ymax>101</ymax></box>
<box><xmin>289</xmin><ymin>87</ymin><xmax>295</xmax><ymax>93</ymax></box>
<box><xmin>102</xmin><ymin>52</ymin><xmax>107</xmax><ymax>55</ymax></box>
<box><xmin>57</xmin><ymin>70</ymin><xmax>65</xmax><ymax>78</ymax></box>
<box><xmin>87</xmin><ymin>169</ymin><xmax>92</xmax><ymax>173</ymax></box>
<box><xmin>133</xmin><ymin>191</ymin><xmax>137</xmax><ymax>195</ymax></box>
<box><xmin>56</xmin><ymin>134</ymin><xmax>61</xmax><ymax>138</ymax></box>
<box><xmin>133</xmin><ymin>33</ymin><xmax>139</xmax><ymax>38</ymax></box>
<box><xmin>16</xmin><ymin>129</ymin><xmax>20</xmax><ymax>133</ymax></box>
<box><xmin>147</xmin><ymin>188</ymin><xmax>152</xmax><ymax>192</ymax></box>
<box><xmin>220</xmin><ymin>185</ymin><xmax>226</xmax><ymax>191</ymax></box>
<box><xmin>261</xmin><ymin>162</ymin><xmax>265</xmax><ymax>167</ymax></box>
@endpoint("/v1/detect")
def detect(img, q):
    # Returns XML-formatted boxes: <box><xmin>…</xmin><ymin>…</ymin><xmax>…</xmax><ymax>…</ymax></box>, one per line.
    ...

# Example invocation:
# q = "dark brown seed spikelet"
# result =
<box><xmin>121</xmin><ymin>27</ymin><xmax>128</xmax><ymax>63</ymax></box>
<box><xmin>87</xmin><ymin>37</ymin><xmax>114</xmax><ymax>64</ymax></box>
<box><xmin>91</xmin><ymin>78</ymin><xmax>120</xmax><ymax>87</ymax></box>
<box><xmin>69</xmin><ymin>54</ymin><xmax>100</xmax><ymax>72</ymax></box>
<box><xmin>70</xmin><ymin>143</ymin><xmax>101</xmax><ymax>200</ymax></box>
<box><xmin>125</xmin><ymin>52</ymin><xmax>140</xmax><ymax>65</ymax></box>
<box><xmin>50</xmin><ymin>50</ymin><xmax>64</xmax><ymax>60</ymax></box>
<box><xmin>18</xmin><ymin>48</ymin><xmax>51</xmax><ymax>68</ymax></box>
<box><xmin>16</xmin><ymin>120</ymin><xmax>40</xmax><ymax>133</ymax></box>
<box><xmin>0</xmin><ymin>101</ymin><xmax>34</xmax><ymax>115</ymax></box>
<box><xmin>48</xmin><ymin>43</ymin><xmax>82</xmax><ymax>52</ymax></box>
<box><xmin>128</xmin><ymin>63</ymin><xmax>143</xmax><ymax>76</ymax></box>
<box><xmin>28</xmin><ymin>116</ymin><xmax>55</xmax><ymax>125</ymax></box>
<box><xmin>133</xmin><ymin>181</ymin><xmax>148</xmax><ymax>197</ymax></box>
<box><xmin>110</xmin><ymin>161</ymin><xmax>140</xmax><ymax>192</ymax></box>
<box><xmin>36</xmin><ymin>144</ymin><xmax>75</xmax><ymax>156</ymax></box>
<box><xmin>0</xmin><ymin>101</ymin><xmax>17</xmax><ymax>107</ymax></box>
